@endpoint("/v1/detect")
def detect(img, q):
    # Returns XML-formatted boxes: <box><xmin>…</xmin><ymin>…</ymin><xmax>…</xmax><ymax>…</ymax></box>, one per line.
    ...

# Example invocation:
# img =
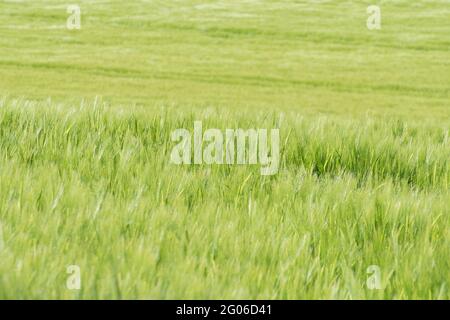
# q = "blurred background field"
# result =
<box><xmin>1</xmin><ymin>0</ymin><xmax>449</xmax><ymax>119</ymax></box>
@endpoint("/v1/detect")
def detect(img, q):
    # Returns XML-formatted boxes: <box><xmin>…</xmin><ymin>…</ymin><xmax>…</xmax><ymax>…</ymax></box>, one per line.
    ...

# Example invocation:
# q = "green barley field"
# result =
<box><xmin>0</xmin><ymin>0</ymin><xmax>449</xmax><ymax>299</ymax></box>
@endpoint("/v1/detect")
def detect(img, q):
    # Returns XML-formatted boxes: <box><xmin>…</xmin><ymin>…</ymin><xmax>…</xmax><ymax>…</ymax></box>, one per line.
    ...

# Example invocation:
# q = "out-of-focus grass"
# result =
<box><xmin>0</xmin><ymin>1</ymin><xmax>449</xmax><ymax>120</ymax></box>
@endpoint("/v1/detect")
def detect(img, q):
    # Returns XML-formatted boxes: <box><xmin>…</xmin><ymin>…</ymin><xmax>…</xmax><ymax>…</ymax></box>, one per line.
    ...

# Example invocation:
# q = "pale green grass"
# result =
<box><xmin>0</xmin><ymin>98</ymin><xmax>448</xmax><ymax>299</ymax></box>
<box><xmin>0</xmin><ymin>0</ymin><xmax>449</xmax><ymax>299</ymax></box>
<box><xmin>1</xmin><ymin>1</ymin><xmax>449</xmax><ymax>119</ymax></box>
